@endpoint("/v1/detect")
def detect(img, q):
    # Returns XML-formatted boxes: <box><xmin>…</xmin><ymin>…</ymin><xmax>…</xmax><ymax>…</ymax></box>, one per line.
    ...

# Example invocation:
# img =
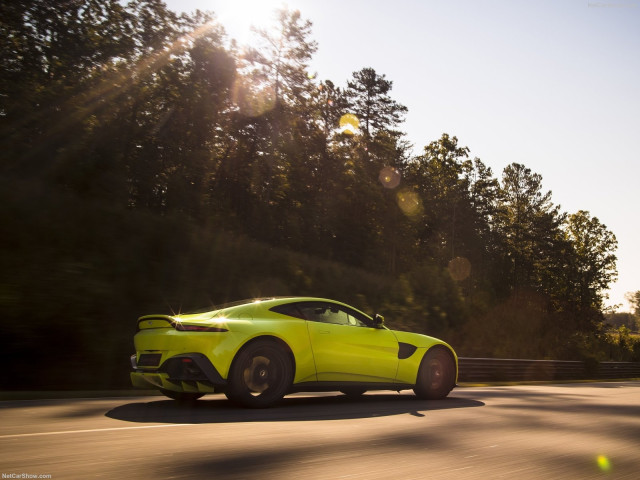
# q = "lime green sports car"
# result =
<box><xmin>130</xmin><ymin>297</ymin><xmax>458</xmax><ymax>408</ymax></box>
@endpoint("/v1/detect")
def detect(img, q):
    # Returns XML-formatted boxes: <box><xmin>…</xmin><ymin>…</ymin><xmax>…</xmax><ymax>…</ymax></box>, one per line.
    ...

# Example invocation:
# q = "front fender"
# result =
<box><xmin>391</xmin><ymin>330</ymin><xmax>458</xmax><ymax>385</ymax></box>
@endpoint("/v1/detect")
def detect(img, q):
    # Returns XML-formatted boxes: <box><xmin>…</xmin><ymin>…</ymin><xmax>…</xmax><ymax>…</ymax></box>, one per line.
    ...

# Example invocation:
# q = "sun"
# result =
<box><xmin>215</xmin><ymin>0</ymin><xmax>288</xmax><ymax>45</ymax></box>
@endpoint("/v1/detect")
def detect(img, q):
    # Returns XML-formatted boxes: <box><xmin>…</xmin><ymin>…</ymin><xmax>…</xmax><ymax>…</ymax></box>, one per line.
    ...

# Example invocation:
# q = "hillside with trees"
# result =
<box><xmin>1</xmin><ymin>1</ymin><xmax>635</xmax><ymax>389</ymax></box>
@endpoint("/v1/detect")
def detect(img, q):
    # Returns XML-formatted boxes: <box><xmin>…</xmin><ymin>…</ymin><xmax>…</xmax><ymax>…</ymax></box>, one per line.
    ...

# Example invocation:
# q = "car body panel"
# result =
<box><xmin>392</xmin><ymin>330</ymin><xmax>458</xmax><ymax>384</ymax></box>
<box><xmin>307</xmin><ymin>321</ymin><xmax>399</xmax><ymax>382</ymax></box>
<box><xmin>133</xmin><ymin>318</ymin><xmax>318</xmax><ymax>385</ymax></box>
<box><xmin>130</xmin><ymin>297</ymin><xmax>458</xmax><ymax>397</ymax></box>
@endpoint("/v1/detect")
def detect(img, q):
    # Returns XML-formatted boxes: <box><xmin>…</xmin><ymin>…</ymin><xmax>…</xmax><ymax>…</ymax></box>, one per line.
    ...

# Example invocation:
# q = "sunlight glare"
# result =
<box><xmin>596</xmin><ymin>455</ymin><xmax>611</xmax><ymax>472</ymax></box>
<box><xmin>396</xmin><ymin>189</ymin><xmax>422</xmax><ymax>218</ymax></box>
<box><xmin>216</xmin><ymin>0</ymin><xmax>283</xmax><ymax>45</ymax></box>
<box><xmin>379</xmin><ymin>166</ymin><xmax>401</xmax><ymax>189</ymax></box>
<box><xmin>339</xmin><ymin>113</ymin><xmax>360</xmax><ymax>135</ymax></box>
<box><xmin>232</xmin><ymin>76</ymin><xmax>276</xmax><ymax>116</ymax></box>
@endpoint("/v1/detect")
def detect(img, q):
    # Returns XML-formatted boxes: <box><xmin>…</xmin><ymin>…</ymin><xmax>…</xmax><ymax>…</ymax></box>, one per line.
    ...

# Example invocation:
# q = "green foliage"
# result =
<box><xmin>0</xmin><ymin>1</ymin><xmax>629</xmax><ymax>389</ymax></box>
<box><xmin>346</xmin><ymin>67</ymin><xmax>408</xmax><ymax>137</ymax></box>
<box><xmin>604</xmin><ymin>312</ymin><xmax>638</xmax><ymax>333</ymax></box>
<box><xmin>626</xmin><ymin>291</ymin><xmax>640</xmax><ymax>317</ymax></box>
<box><xmin>497</xmin><ymin>163</ymin><xmax>568</xmax><ymax>294</ymax></box>
<box><xmin>564</xmin><ymin>211</ymin><xmax>618</xmax><ymax>310</ymax></box>
<box><xmin>599</xmin><ymin>327</ymin><xmax>640</xmax><ymax>362</ymax></box>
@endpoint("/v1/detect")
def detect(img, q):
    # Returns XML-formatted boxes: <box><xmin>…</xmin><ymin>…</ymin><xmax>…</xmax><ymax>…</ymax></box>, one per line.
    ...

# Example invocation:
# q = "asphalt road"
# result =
<box><xmin>1</xmin><ymin>382</ymin><xmax>639</xmax><ymax>479</ymax></box>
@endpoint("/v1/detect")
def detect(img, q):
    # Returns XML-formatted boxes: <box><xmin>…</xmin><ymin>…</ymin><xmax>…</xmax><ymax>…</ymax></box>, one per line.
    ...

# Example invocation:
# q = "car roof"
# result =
<box><xmin>186</xmin><ymin>297</ymin><xmax>369</xmax><ymax>318</ymax></box>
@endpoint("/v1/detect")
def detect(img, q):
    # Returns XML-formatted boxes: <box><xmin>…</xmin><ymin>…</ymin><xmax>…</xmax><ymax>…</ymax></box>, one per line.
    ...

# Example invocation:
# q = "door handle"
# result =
<box><xmin>318</xmin><ymin>330</ymin><xmax>330</xmax><ymax>334</ymax></box>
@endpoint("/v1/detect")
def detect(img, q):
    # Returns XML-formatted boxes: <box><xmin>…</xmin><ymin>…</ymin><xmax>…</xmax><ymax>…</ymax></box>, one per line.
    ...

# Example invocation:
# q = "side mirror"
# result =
<box><xmin>373</xmin><ymin>314</ymin><xmax>385</xmax><ymax>328</ymax></box>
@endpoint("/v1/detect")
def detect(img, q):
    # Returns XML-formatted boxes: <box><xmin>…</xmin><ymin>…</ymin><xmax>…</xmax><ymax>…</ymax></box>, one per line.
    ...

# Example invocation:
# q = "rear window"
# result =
<box><xmin>270</xmin><ymin>303</ymin><xmax>306</xmax><ymax>319</ymax></box>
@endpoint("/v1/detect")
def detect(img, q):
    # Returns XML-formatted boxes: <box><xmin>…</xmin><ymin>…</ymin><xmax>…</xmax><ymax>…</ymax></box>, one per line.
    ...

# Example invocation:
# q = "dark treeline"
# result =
<box><xmin>1</xmin><ymin>1</ymin><xmax>634</xmax><ymax>389</ymax></box>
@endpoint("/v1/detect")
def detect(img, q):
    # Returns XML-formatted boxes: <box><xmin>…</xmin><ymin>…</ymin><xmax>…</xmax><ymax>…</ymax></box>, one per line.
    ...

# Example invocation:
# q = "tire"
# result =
<box><xmin>225</xmin><ymin>339</ymin><xmax>293</xmax><ymax>408</ymax></box>
<box><xmin>159</xmin><ymin>389</ymin><xmax>204</xmax><ymax>402</ymax></box>
<box><xmin>413</xmin><ymin>348</ymin><xmax>456</xmax><ymax>400</ymax></box>
<box><xmin>340</xmin><ymin>388</ymin><xmax>367</xmax><ymax>397</ymax></box>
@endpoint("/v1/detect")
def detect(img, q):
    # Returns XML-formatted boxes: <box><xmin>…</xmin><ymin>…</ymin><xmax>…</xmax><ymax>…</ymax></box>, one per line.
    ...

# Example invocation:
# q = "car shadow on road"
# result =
<box><xmin>105</xmin><ymin>392</ymin><xmax>484</xmax><ymax>424</ymax></box>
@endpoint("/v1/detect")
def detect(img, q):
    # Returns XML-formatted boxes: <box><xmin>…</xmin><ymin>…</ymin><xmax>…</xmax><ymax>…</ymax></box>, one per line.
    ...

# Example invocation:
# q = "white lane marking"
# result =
<box><xmin>0</xmin><ymin>423</ymin><xmax>194</xmax><ymax>439</ymax></box>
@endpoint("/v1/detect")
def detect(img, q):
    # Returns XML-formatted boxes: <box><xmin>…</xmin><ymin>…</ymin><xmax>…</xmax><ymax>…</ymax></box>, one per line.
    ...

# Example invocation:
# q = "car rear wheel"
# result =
<box><xmin>413</xmin><ymin>348</ymin><xmax>455</xmax><ymax>400</ymax></box>
<box><xmin>159</xmin><ymin>389</ymin><xmax>204</xmax><ymax>402</ymax></box>
<box><xmin>225</xmin><ymin>339</ymin><xmax>293</xmax><ymax>408</ymax></box>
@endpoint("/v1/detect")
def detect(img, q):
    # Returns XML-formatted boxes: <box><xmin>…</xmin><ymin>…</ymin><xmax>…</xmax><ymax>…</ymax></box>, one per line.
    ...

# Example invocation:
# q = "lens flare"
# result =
<box><xmin>379</xmin><ymin>166</ymin><xmax>401</xmax><ymax>189</ymax></box>
<box><xmin>396</xmin><ymin>189</ymin><xmax>422</xmax><ymax>218</ymax></box>
<box><xmin>232</xmin><ymin>77</ymin><xmax>276</xmax><ymax>117</ymax></box>
<box><xmin>448</xmin><ymin>257</ymin><xmax>471</xmax><ymax>281</ymax></box>
<box><xmin>596</xmin><ymin>455</ymin><xmax>611</xmax><ymax>472</ymax></box>
<box><xmin>339</xmin><ymin>113</ymin><xmax>360</xmax><ymax>135</ymax></box>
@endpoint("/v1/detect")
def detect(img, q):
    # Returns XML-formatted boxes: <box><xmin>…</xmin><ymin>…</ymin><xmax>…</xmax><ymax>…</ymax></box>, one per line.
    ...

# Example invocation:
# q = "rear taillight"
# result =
<box><xmin>175</xmin><ymin>324</ymin><xmax>228</xmax><ymax>332</ymax></box>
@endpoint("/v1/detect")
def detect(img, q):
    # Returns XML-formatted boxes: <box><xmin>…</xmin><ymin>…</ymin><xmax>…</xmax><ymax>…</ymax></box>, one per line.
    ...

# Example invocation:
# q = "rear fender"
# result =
<box><xmin>226</xmin><ymin>331</ymin><xmax>316</xmax><ymax>384</ymax></box>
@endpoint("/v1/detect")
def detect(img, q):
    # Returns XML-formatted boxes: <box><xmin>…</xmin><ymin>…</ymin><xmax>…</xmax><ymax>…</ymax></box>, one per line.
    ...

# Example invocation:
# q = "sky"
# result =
<box><xmin>163</xmin><ymin>0</ymin><xmax>640</xmax><ymax>311</ymax></box>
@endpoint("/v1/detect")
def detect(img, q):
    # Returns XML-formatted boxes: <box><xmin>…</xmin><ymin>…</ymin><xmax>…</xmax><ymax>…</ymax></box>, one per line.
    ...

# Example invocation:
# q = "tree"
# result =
<box><xmin>247</xmin><ymin>8</ymin><xmax>317</xmax><ymax>107</ymax></box>
<box><xmin>226</xmin><ymin>8</ymin><xmax>318</xmax><ymax>239</ymax></box>
<box><xmin>0</xmin><ymin>0</ymin><xmax>140</xmax><ymax>176</ymax></box>
<box><xmin>564</xmin><ymin>211</ymin><xmax>618</xmax><ymax>311</ymax></box>
<box><xmin>158</xmin><ymin>11</ymin><xmax>236</xmax><ymax>218</ymax></box>
<box><xmin>496</xmin><ymin>163</ymin><xmax>567</xmax><ymax>293</ymax></box>
<box><xmin>626</xmin><ymin>291</ymin><xmax>640</xmax><ymax>317</ymax></box>
<box><xmin>466</xmin><ymin>158</ymin><xmax>503</xmax><ymax>294</ymax></box>
<box><xmin>313</xmin><ymin>79</ymin><xmax>350</xmax><ymax>147</ymax></box>
<box><xmin>346</xmin><ymin>67</ymin><xmax>407</xmax><ymax>138</ymax></box>
<box><xmin>403</xmin><ymin>134</ymin><xmax>473</xmax><ymax>262</ymax></box>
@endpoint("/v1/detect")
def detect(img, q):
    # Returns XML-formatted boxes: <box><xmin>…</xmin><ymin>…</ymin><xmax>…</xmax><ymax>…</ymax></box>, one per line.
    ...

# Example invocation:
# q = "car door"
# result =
<box><xmin>300</xmin><ymin>302</ymin><xmax>399</xmax><ymax>382</ymax></box>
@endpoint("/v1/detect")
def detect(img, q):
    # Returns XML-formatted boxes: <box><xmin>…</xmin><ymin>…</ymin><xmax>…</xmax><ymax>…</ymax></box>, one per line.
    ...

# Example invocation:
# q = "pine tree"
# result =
<box><xmin>346</xmin><ymin>67</ymin><xmax>407</xmax><ymax>138</ymax></box>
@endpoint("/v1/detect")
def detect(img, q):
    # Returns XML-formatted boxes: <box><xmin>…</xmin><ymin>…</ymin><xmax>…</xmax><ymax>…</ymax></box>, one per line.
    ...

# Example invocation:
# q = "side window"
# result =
<box><xmin>298</xmin><ymin>303</ymin><xmax>344</xmax><ymax>324</ymax></box>
<box><xmin>341</xmin><ymin>307</ymin><xmax>370</xmax><ymax>327</ymax></box>
<box><xmin>295</xmin><ymin>302</ymin><xmax>370</xmax><ymax>327</ymax></box>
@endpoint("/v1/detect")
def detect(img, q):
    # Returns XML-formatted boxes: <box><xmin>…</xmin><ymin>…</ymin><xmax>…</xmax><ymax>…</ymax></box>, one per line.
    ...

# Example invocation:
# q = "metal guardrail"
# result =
<box><xmin>458</xmin><ymin>357</ymin><xmax>640</xmax><ymax>382</ymax></box>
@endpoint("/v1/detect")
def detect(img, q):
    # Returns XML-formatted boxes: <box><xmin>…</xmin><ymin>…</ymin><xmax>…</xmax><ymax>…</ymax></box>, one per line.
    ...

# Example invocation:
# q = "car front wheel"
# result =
<box><xmin>413</xmin><ymin>348</ymin><xmax>455</xmax><ymax>400</ymax></box>
<box><xmin>225</xmin><ymin>339</ymin><xmax>293</xmax><ymax>408</ymax></box>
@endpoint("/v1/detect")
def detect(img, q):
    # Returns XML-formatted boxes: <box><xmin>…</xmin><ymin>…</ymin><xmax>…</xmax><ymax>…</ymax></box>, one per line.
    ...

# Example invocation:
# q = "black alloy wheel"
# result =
<box><xmin>225</xmin><ymin>339</ymin><xmax>293</xmax><ymax>408</ymax></box>
<box><xmin>413</xmin><ymin>348</ymin><xmax>456</xmax><ymax>400</ymax></box>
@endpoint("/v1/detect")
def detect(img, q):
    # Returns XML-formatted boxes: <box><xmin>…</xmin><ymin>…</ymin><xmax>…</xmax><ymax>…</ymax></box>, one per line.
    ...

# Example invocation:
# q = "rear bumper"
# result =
<box><xmin>131</xmin><ymin>352</ymin><xmax>227</xmax><ymax>393</ymax></box>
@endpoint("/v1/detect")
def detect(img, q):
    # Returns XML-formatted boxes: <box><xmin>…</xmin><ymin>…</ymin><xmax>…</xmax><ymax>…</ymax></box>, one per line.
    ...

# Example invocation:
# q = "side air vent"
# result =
<box><xmin>398</xmin><ymin>342</ymin><xmax>417</xmax><ymax>360</ymax></box>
